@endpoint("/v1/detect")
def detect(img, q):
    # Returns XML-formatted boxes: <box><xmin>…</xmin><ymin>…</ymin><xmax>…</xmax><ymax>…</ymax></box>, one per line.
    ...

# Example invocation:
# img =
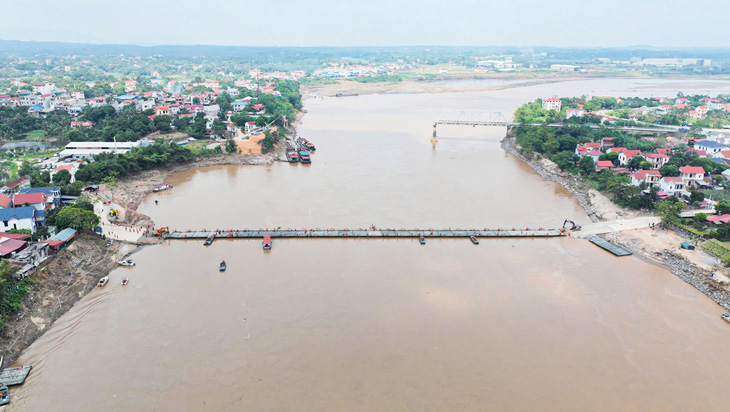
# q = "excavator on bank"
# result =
<box><xmin>152</xmin><ymin>226</ymin><xmax>169</xmax><ymax>237</ymax></box>
<box><xmin>563</xmin><ymin>219</ymin><xmax>582</xmax><ymax>231</ymax></box>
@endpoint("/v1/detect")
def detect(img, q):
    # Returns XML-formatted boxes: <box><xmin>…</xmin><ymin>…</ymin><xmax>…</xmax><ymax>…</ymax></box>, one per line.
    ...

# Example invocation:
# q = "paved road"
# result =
<box><xmin>571</xmin><ymin>216</ymin><xmax>661</xmax><ymax>238</ymax></box>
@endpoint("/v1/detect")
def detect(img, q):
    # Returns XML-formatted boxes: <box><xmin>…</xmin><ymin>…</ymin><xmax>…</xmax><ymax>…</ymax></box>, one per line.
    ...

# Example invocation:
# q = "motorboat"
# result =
<box><xmin>263</xmin><ymin>233</ymin><xmax>272</xmax><ymax>250</ymax></box>
<box><xmin>470</xmin><ymin>235</ymin><xmax>479</xmax><ymax>245</ymax></box>
<box><xmin>204</xmin><ymin>235</ymin><xmax>215</xmax><ymax>246</ymax></box>
<box><xmin>220</xmin><ymin>261</ymin><xmax>227</xmax><ymax>272</ymax></box>
<box><xmin>97</xmin><ymin>276</ymin><xmax>109</xmax><ymax>287</ymax></box>
<box><xmin>419</xmin><ymin>235</ymin><xmax>426</xmax><ymax>244</ymax></box>
<box><xmin>118</xmin><ymin>259</ymin><xmax>135</xmax><ymax>266</ymax></box>
<box><xmin>121</xmin><ymin>278</ymin><xmax>129</xmax><ymax>285</ymax></box>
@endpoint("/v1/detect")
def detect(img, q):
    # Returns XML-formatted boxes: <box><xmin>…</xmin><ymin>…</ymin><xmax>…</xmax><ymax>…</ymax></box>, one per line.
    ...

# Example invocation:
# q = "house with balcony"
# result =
<box><xmin>630</xmin><ymin>170</ymin><xmax>661</xmax><ymax>187</ymax></box>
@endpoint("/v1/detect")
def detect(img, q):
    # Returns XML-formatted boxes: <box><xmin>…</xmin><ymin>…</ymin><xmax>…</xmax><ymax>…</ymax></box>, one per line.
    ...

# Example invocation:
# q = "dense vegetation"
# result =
<box><xmin>74</xmin><ymin>141</ymin><xmax>195</xmax><ymax>183</ymax></box>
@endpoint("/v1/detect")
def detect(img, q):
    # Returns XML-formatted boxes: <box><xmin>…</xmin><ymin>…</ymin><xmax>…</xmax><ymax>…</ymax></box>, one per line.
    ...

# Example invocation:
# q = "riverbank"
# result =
<box><xmin>0</xmin><ymin>143</ymin><xmax>285</xmax><ymax>369</ymax></box>
<box><xmin>0</xmin><ymin>234</ymin><xmax>138</xmax><ymax>367</ymax></box>
<box><xmin>501</xmin><ymin>133</ymin><xmax>730</xmax><ymax>310</ymax></box>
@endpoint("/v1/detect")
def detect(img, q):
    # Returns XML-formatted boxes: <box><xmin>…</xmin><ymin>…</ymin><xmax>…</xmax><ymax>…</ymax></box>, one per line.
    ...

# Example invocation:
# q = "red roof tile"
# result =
<box><xmin>680</xmin><ymin>166</ymin><xmax>705</xmax><ymax>174</ymax></box>
<box><xmin>13</xmin><ymin>192</ymin><xmax>45</xmax><ymax>205</ymax></box>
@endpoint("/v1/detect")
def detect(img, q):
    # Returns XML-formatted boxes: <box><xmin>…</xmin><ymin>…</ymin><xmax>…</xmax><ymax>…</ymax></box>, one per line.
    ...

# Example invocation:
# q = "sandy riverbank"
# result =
<box><xmin>501</xmin><ymin>133</ymin><xmax>730</xmax><ymax>310</ymax></box>
<box><xmin>0</xmin><ymin>234</ymin><xmax>138</xmax><ymax>367</ymax></box>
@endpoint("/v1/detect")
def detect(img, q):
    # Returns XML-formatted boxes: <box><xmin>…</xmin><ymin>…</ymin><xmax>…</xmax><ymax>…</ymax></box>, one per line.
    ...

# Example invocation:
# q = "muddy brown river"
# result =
<box><xmin>10</xmin><ymin>78</ymin><xmax>730</xmax><ymax>411</ymax></box>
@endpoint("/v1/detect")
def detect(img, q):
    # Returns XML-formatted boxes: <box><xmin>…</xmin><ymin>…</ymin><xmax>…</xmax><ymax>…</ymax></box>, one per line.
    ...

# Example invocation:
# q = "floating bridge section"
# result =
<box><xmin>164</xmin><ymin>228</ymin><xmax>565</xmax><ymax>240</ymax></box>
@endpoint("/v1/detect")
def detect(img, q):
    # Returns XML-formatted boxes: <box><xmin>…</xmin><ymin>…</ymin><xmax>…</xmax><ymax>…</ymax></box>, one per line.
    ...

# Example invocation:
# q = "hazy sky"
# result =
<box><xmin>1</xmin><ymin>0</ymin><xmax>728</xmax><ymax>47</ymax></box>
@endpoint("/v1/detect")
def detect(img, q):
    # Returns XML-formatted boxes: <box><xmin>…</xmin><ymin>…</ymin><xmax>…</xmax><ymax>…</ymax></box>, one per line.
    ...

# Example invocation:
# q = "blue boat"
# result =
<box><xmin>299</xmin><ymin>151</ymin><xmax>311</xmax><ymax>164</ymax></box>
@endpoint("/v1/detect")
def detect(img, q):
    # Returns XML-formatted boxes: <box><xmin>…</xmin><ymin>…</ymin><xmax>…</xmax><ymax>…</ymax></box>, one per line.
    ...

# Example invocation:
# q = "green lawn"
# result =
<box><xmin>25</xmin><ymin>129</ymin><xmax>46</xmax><ymax>140</ymax></box>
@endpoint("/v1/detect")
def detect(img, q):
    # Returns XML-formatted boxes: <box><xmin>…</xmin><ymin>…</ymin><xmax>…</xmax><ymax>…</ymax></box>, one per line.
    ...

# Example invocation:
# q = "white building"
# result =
<box><xmin>0</xmin><ymin>206</ymin><xmax>36</xmax><ymax>233</ymax></box>
<box><xmin>541</xmin><ymin>97</ymin><xmax>562</xmax><ymax>111</ymax></box>
<box><xmin>680</xmin><ymin>165</ymin><xmax>706</xmax><ymax>187</ymax></box>
<box><xmin>551</xmin><ymin>64</ymin><xmax>580</xmax><ymax>72</ymax></box>
<box><xmin>59</xmin><ymin>141</ymin><xmax>141</xmax><ymax>159</ymax></box>
<box><xmin>658</xmin><ymin>177</ymin><xmax>686</xmax><ymax>197</ymax></box>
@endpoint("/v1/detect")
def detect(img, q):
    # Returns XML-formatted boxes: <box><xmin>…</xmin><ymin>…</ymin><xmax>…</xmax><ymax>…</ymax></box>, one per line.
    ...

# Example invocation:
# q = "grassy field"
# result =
<box><xmin>25</xmin><ymin>130</ymin><xmax>46</xmax><ymax>140</ymax></box>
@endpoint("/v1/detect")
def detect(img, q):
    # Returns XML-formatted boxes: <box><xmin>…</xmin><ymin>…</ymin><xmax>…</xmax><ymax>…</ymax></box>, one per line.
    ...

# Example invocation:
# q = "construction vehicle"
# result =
<box><xmin>563</xmin><ymin>219</ymin><xmax>582</xmax><ymax>231</ymax></box>
<box><xmin>152</xmin><ymin>226</ymin><xmax>169</xmax><ymax>237</ymax></box>
<box><xmin>109</xmin><ymin>208</ymin><xmax>119</xmax><ymax>217</ymax></box>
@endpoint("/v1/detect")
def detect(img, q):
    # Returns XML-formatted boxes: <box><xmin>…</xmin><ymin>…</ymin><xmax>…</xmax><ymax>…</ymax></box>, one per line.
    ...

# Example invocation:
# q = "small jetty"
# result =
<box><xmin>163</xmin><ymin>227</ymin><xmax>564</xmax><ymax>240</ymax></box>
<box><xmin>587</xmin><ymin>235</ymin><xmax>633</xmax><ymax>256</ymax></box>
<box><xmin>0</xmin><ymin>366</ymin><xmax>32</xmax><ymax>386</ymax></box>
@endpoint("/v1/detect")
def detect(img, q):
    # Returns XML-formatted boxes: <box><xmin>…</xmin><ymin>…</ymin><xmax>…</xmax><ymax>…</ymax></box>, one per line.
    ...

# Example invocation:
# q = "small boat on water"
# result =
<box><xmin>285</xmin><ymin>148</ymin><xmax>300</xmax><ymax>163</ymax></box>
<box><xmin>263</xmin><ymin>233</ymin><xmax>272</xmax><ymax>250</ymax></box>
<box><xmin>204</xmin><ymin>234</ymin><xmax>215</xmax><ymax>246</ymax></box>
<box><xmin>470</xmin><ymin>235</ymin><xmax>479</xmax><ymax>245</ymax></box>
<box><xmin>419</xmin><ymin>235</ymin><xmax>426</xmax><ymax>244</ymax></box>
<box><xmin>97</xmin><ymin>276</ymin><xmax>109</xmax><ymax>287</ymax></box>
<box><xmin>219</xmin><ymin>261</ymin><xmax>227</xmax><ymax>272</ymax></box>
<box><xmin>722</xmin><ymin>312</ymin><xmax>730</xmax><ymax>323</ymax></box>
<box><xmin>118</xmin><ymin>259</ymin><xmax>135</xmax><ymax>266</ymax></box>
<box><xmin>152</xmin><ymin>183</ymin><xmax>173</xmax><ymax>193</ymax></box>
<box><xmin>121</xmin><ymin>277</ymin><xmax>129</xmax><ymax>285</ymax></box>
<box><xmin>299</xmin><ymin>151</ymin><xmax>311</xmax><ymax>164</ymax></box>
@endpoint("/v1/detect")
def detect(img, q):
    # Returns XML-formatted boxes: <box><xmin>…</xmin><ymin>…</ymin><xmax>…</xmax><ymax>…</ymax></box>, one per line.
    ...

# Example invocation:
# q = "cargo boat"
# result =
<box><xmin>299</xmin><ymin>151</ymin><xmax>311</xmax><ymax>164</ymax></box>
<box><xmin>286</xmin><ymin>148</ymin><xmax>300</xmax><ymax>163</ymax></box>
<box><xmin>299</xmin><ymin>137</ymin><xmax>316</xmax><ymax>151</ymax></box>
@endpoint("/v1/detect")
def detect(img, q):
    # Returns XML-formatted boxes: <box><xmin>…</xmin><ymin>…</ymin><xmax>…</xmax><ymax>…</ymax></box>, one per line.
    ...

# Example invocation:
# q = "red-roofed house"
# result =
<box><xmin>575</xmin><ymin>145</ymin><xmax>589</xmax><ymax>156</ymax></box>
<box><xmin>154</xmin><ymin>105</ymin><xmax>170</xmax><ymax>116</ymax></box>
<box><xmin>630</xmin><ymin>170</ymin><xmax>661</xmax><ymax>187</ymax></box>
<box><xmin>566</xmin><ymin>108</ymin><xmax>584</xmax><ymax>119</ymax></box>
<box><xmin>684</xmin><ymin>147</ymin><xmax>707</xmax><ymax>157</ymax></box>
<box><xmin>600</xmin><ymin>137</ymin><xmax>614</xmax><ymax>148</ymax></box>
<box><xmin>13</xmin><ymin>193</ymin><xmax>48</xmax><ymax>211</ymax></box>
<box><xmin>70</xmin><ymin>121</ymin><xmax>95</xmax><ymax>128</ymax></box>
<box><xmin>706</xmin><ymin>214</ymin><xmax>730</xmax><ymax>225</ymax></box>
<box><xmin>656</xmin><ymin>148</ymin><xmax>670</xmax><ymax>155</ymax></box>
<box><xmin>713</xmin><ymin>150</ymin><xmax>730</xmax><ymax>160</ymax></box>
<box><xmin>618</xmin><ymin>150</ymin><xmax>643</xmax><ymax>166</ymax></box>
<box><xmin>658</xmin><ymin>176</ymin><xmax>685</xmax><ymax>197</ymax></box>
<box><xmin>644</xmin><ymin>153</ymin><xmax>669</xmax><ymax>169</ymax></box>
<box><xmin>596</xmin><ymin>160</ymin><xmax>615</xmax><ymax>170</ymax></box>
<box><xmin>1</xmin><ymin>175</ymin><xmax>31</xmax><ymax>194</ymax></box>
<box><xmin>0</xmin><ymin>194</ymin><xmax>11</xmax><ymax>209</ymax></box>
<box><xmin>680</xmin><ymin>165</ymin><xmax>705</xmax><ymax>187</ymax></box>
<box><xmin>0</xmin><ymin>238</ymin><xmax>27</xmax><ymax>258</ymax></box>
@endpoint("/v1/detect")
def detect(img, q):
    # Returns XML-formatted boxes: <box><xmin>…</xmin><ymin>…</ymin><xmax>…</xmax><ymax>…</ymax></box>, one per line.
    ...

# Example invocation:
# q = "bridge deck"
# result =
<box><xmin>165</xmin><ymin>228</ymin><xmax>564</xmax><ymax>240</ymax></box>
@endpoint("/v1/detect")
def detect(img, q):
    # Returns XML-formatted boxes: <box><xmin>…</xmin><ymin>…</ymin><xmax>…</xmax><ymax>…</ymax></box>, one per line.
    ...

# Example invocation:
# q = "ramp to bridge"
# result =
<box><xmin>587</xmin><ymin>235</ymin><xmax>633</xmax><ymax>256</ymax></box>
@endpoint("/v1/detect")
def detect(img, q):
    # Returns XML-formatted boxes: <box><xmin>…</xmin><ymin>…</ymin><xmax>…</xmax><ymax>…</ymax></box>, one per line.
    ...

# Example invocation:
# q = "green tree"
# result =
<box><xmin>579</xmin><ymin>156</ymin><xmax>595</xmax><ymax>175</ymax></box>
<box><xmin>225</xmin><ymin>139</ymin><xmax>238</xmax><ymax>153</ymax></box>
<box><xmin>211</xmin><ymin>119</ymin><xmax>227</xmax><ymax>137</ymax></box>
<box><xmin>659</xmin><ymin>164</ymin><xmax>680</xmax><ymax>177</ymax></box>
<box><xmin>655</xmin><ymin>200</ymin><xmax>683</xmax><ymax>226</ymax></box>
<box><xmin>627</xmin><ymin>155</ymin><xmax>646</xmax><ymax>170</ymax></box>
<box><xmin>550</xmin><ymin>151</ymin><xmax>579</xmax><ymax>172</ymax></box>
<box><xmin>52</xmin><ymin>169</ymin><xmax>72</xmax><ymax>185</ymax></box>
<box><xmin>638</xmin><ymin>160</ymin><xmax>652</xmax><ymax>170</ymax></box>
<box><xmin>717</xmin><ymin>201</ymin><xmax>730</xmax><ymax>216</ymax></box>
<box><xmin>54</xmin><ymin>207</ymin><xmax>100</xmax><ymax>230</ymax></box>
